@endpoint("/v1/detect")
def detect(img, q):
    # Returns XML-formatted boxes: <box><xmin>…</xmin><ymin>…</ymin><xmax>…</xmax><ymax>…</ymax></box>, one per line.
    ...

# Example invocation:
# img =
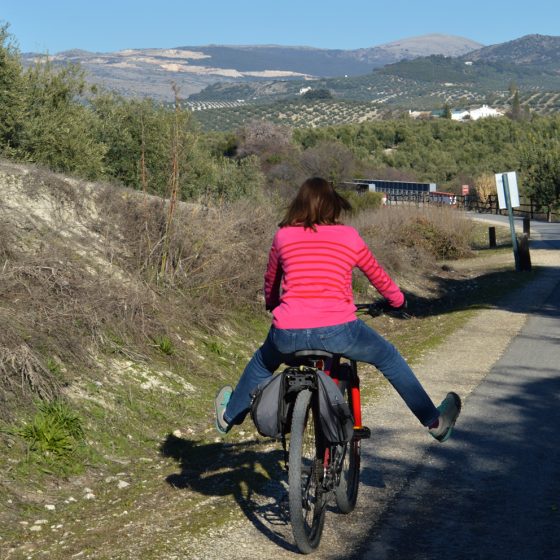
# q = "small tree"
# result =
<box><xmin>510</xmin><ymin>91</ymin><xmax>523</xmax><ymax>121</ymax></box>
<box><xmin>521</xmin><ymin>141</ymin><xmax>560</xmax><ymax>221</ymax></box>
<box><xmin>0</xmin><ymin>24</ymin><xmax>25</xmax><ymax>154</ymax></box>
<box><xmin>236</xmin><ymin>119</ymin><xmax>293</xmax><ymax>166</ymax></box>
<box><xmin>508</xmin><ymin>81</ymin><xmax>518</xmax><ymax>97</ymax></box>
<box><xmin>302</xmin><ymin>88</ymin><xmax>333</xmax><ymax>101</ymax></box>
<box><xmin>19</xmin><ymin>60</ymin><xmax>105</xmax><ymax>178</ymax></box>
<box><xmin>300</xmin><ymin>141</ymin><xmax>356</xmax><ymax>186</ymax></box>
<box><xmin>473</xmin><ymin>173</ymin><xmax>497</xmax><ymax>209</ymax></box>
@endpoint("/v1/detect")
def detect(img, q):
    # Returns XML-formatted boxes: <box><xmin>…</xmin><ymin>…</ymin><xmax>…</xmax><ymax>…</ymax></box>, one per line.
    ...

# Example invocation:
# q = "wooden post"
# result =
<box><xmin>523</xmin><ymin>216</ymin><xmax>530</xmax><ymax>238</ymax></box>
<box><xmin>517</xmin><ymin>233</ymin><xmax>532</xmax><ymax>272</ymax></box>
<box><xmin>489</xmin><ymin>226</ymin><xmax>497</xmax><ymax>248</ymax></box>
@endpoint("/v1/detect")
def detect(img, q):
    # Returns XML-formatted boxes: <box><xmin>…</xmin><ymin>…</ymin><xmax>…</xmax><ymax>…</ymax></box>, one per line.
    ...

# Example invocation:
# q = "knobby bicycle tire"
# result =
<box><xmin>288</xmin><ymin>389</ymin><xmax>327</xmax><ymax>554</ymax></box>
<box><xmin>334</xmin><ymin>436</ymin><xmax>360</xmax><ymax>513</ymax></box>
<box><xmin>334</xmin><ymin>362</ymin><xmax>361</xmax><ymax>513</ymax></box>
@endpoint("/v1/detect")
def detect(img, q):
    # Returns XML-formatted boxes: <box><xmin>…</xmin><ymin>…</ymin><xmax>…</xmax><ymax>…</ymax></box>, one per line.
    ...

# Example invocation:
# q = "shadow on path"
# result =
<box><xmin>159</xmin><ymin>431</ymin><xmax>388</xmax><ymax>552</ymax></box>
<box><xmin>159</xmin><ymin>435</ymin><xmax>297</xmax><ymax>551</ymax></box>
<box><xmin>345</xmin><ymin>285</ymin><xmax>560</xmax><ymax>560</ymax></box>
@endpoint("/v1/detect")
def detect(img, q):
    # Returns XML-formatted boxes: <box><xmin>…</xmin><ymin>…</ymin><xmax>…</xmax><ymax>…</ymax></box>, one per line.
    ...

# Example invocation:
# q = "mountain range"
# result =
<box><xmin>22</xmin><ymin>34</ymin><xmax>482</xmax><ymax>100</ymax></box>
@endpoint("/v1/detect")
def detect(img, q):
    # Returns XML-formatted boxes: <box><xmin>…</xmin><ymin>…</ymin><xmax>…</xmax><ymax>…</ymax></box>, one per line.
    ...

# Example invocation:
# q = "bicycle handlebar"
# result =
<box><xmin>355</xmin><ymin>300</ymin><xmax>411</xmax><ymax>320</ymax></box>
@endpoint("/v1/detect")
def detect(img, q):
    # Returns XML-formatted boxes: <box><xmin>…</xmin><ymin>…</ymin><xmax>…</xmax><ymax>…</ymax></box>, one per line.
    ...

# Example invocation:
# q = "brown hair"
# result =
<box><xmin>279</xmin><ymin>177</ymin><xmax>352</xmax><ymax>229</ymax></box>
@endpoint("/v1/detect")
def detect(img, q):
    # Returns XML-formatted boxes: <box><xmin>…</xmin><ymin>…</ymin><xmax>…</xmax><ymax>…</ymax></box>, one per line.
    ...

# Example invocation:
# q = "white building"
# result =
<box><xmin>468</xmin><ymin>105</ymin><xmax>504</xmax><ymax>120</ymax></box>
<box><xmin>451</xmin><ymin>109</ymin><xmax>470</xmax><ymax>121</ymax></box>
<box><xmin>451</xmin><ymin>105</ymin><xmax>504</xmax><ymax>121</ymax></box>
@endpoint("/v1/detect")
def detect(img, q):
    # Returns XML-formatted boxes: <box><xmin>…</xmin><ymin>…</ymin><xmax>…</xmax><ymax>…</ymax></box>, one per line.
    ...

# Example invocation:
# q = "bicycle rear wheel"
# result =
<box><xmin>288</xmin><ymin>389</ymin><xmax>327</xmax><ymax>554</ymax></box>
<box><xmin>334</xmin><ymin>438</ymin><xmax>360</xmax><ymax>513</ymax></box>
<box><xmin>334</xmin><ymin>364</ymin><xmax>360</xmax><ymax>513</ymax></box>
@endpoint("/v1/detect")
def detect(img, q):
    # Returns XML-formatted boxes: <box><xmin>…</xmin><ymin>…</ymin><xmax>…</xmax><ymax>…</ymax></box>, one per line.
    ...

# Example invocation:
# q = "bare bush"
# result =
<box><xmin>473</xmin><ymin>173</ymin><xmax>497</xmax><ymax>205</ymax></box>
<box><xmin>0</xmin><ymin>344</ymin><xmax>59</xmax><ymax>401</ymax></box>
<box><xmin>300</xmin><ymin>141</ymin><xmax>356</xmax><ymax>186</ymax></box>
<box><xmin>94</xmin><ymin>184</ymin><xmax>278</xmax><ymax>329</ymax></box>
<box><xmin>349</xmin><ymin>205</ymin><xmax>475</xmax><ymax>275</ymax></box>
<box><xmin>236</xmin><ymin>120</ymin><xmax>293</xmax><ymax>161</ymax></box>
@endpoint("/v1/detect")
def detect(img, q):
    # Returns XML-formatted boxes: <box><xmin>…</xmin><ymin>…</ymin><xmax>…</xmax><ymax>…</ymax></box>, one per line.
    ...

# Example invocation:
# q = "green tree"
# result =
<box><xmin>18</xmin><ymin>60</ymin><xmax>105</xmax><ymax>177</ymax></box>
<box><xmin>508</xmin><ymin>81</ymin><xmax>518</xmax><ymax>97</ymax></box>
<box><xmin>92</xmin><ymin>93</ymin><xmax>175</xmax><ymax>194</ymax></box>
<box><xmin>521</xmin><ymin>139</ymin><xmax>560</xmax><ymax>220</ymax></box>
<box><xmin>510</xmin><ymin>91</ymin><xmax>523</xmax><ymax>121</ymax></box>
<box><xmin>0</xmin><ymin>24</ymin><xmax>25</xmax><ymax>154</ymax></box>
<box><xmin>302</xmin><ymin>88</ymin><xmax>333</xmax><ymax>101</ymax></box>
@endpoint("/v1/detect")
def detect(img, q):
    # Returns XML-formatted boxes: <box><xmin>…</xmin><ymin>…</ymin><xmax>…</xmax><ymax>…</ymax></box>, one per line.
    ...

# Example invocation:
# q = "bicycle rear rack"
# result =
<box><xmin>284</xmin><ymin>366</ymin><xmax>317</xmax><ymax>393</ymax></box>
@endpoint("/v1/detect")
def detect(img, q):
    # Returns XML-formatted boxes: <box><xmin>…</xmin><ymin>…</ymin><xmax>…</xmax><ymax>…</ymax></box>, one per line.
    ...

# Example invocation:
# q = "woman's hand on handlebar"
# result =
<box><xmin>356</xmin><ymin>298</ymin><xmax>411</xmax><ymax>319</ymax></box>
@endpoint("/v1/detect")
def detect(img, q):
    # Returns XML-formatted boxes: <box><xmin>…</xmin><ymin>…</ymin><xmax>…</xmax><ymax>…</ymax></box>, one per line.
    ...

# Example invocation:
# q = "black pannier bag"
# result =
<box><xmin>250</xmin><ymin>368</ymin><xmax>354</xmax><ymax>443</ymax></box>
<box><xmin>249</xmin><ymin>372</ymin><xmax>288</xmax><ymax>439</ymax></box>
<box><xmin>316</xmin><ymin>371</ymin><xmax>354</xmax><ymax>444</ymax></box>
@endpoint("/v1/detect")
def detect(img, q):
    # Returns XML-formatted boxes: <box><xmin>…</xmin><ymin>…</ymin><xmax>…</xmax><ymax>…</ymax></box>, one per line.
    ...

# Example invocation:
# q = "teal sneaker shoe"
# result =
<box><xmin>215</xmin><ymin>385</ymin><xmax>233</xmax><ymax>434</ymax></box>
<box><xmin>429</xmin><ymin>392</ymin><xmax>461</xmax><ymax>442</ymax></box>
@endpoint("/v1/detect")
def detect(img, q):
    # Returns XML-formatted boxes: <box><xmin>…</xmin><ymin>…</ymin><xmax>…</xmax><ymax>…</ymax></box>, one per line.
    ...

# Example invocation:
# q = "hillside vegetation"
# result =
<box><xmin>0</xmin><ymin>160</ymin><xmax>476</xmax><ymax>423</ymax></box>
<box><xmin>0</xmin><ymin>160</ymin><xmax>491</xmax><ymax>555</ymax></box>
<box><xmin>2</xmin><ymin>23</ymin><xmax>560</xmax><ymax>213</ymax></box>
<box><xmin>192</xmin><ymin>91</ymin><xmax>560</xmax><ymax>132</ymax></box>
<box><xmin>189</xmin><ymin>35</ymin><xmax>560</xmax><ymax>127</ymax></box>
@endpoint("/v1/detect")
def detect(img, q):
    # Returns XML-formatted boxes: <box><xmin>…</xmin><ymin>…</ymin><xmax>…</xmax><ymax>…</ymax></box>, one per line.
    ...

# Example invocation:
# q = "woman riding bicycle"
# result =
<box><xmin>215</xmin><ymin>177</ymin><xmax>461</xmax><ymax>441</ymax></box>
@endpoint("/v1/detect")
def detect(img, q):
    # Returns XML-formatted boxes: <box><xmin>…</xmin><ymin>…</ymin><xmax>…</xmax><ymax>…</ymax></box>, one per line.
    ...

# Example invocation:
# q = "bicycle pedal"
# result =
<box><xmin>353</xmin><ymin>426</ymin><xmax>371</xmax><ymax>439</ymax></box>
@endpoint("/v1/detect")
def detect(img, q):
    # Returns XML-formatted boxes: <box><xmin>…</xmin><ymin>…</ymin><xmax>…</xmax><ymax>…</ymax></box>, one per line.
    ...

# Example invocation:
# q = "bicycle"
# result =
<box><xmin>276</xmin><ymin>301</ymin><xmax>406</xmax><ymax>554</ymax></box>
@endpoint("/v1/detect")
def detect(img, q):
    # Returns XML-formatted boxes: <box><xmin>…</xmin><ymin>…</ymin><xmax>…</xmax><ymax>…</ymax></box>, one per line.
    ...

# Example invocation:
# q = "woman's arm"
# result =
<box><xmin>263</xmin><ymin>238</ymin><xmax>283</xmax><ymax>310</ymax></box>
<box><xmin>355</xmin><ymin>239</ymin><xmax>405</xmax><ymax>308</ymax></box>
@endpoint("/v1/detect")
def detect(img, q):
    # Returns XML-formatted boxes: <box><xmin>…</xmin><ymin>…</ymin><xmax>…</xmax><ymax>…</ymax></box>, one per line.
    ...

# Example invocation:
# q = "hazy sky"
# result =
<box><xmin>2</xmin><ymin>0</ymin><xmax>559</xmax><ymax>54</ymax></box>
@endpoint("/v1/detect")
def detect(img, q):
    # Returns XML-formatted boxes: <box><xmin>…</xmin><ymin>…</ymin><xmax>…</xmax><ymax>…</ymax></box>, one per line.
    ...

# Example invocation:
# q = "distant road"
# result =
<box><xmin>467</xmin><ymin>211</ymin><xmax>560</xmax><ymax>250</ymax></box>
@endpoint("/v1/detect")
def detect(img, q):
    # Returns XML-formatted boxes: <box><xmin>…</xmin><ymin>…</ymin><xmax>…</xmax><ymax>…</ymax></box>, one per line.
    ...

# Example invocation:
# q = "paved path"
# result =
<box><xmin>350</xmin><ymin>216</ymin><xmax>560</xmax><ymax>560</ymax></box>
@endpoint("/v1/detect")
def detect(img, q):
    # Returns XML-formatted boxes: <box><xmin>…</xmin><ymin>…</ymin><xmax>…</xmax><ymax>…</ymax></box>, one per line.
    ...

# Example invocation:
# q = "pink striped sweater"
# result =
<box><xmin>264</xmin><ymin>224</ymin><xmax>404</xmax><ymax>329</ymax></box>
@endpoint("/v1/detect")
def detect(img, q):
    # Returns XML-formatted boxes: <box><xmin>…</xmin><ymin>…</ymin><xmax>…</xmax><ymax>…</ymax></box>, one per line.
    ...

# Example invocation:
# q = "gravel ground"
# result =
<box><xmin>187</xmin><ymin>243</ymin><xmax>560</xmax><ymax>560</ymax></box>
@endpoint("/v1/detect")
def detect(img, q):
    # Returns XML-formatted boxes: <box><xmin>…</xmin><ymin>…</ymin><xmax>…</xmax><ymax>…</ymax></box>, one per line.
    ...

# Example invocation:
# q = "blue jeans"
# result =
<box><xmin>224</xmin><ymin>319</ymin><xmax>439</xmax><ymax>427</ymax></box>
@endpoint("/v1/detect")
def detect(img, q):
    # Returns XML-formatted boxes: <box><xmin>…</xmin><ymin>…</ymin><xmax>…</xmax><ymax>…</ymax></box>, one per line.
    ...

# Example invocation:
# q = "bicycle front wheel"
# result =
<box><xmin>288</xmin><ymin>389</ymin><xmax>327</xmax><ymax>554</ymax></box>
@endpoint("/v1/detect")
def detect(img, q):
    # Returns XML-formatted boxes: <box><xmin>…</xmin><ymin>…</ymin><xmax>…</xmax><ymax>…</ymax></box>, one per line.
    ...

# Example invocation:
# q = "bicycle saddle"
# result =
<box><xmin>292</xmin><ymin>349</ymin><xmax>334</xmax><ymax>358</ymax></box>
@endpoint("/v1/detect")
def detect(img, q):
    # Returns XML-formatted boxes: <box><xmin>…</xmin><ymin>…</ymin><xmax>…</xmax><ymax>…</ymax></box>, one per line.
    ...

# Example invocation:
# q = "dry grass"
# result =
<box><xmin>93</xmin><ymin>187</ymin><xmax>278</xmax><ymax>326</ymax></box>
<box><xmin>0</xmin><ymin>345</ymin><xmax>60</xmax><ymax>406</ymax></box>
<box><xmin>0</xmin><ymin>161</ymin><xmax>476</xmax><ymax>414</ymax></box>
<box><xmin>351</xmin><ymin>205</ymin><xmax>475</xmax><ymax>270</ymax></box>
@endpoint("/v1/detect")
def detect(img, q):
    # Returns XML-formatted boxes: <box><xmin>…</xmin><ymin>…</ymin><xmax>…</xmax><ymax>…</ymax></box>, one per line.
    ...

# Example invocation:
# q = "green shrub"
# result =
<box><xmin>205</xmin><ymin>340</ymin><xmax>225</xmax><ymax>356</ymax></box>
<box><xmin>16</xmin><ymin>400</ymin><xmax>85</xmax><ymax>472</ymax></box>
<box><xmin>154</xmin><ymin>335</ymin><xmax>175</xmax><ymax>356</ymax></box>
<box><xmin>342</xmin><ymin>190</ymin><xmax>385</xmax><ymax>213</ymax></box>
